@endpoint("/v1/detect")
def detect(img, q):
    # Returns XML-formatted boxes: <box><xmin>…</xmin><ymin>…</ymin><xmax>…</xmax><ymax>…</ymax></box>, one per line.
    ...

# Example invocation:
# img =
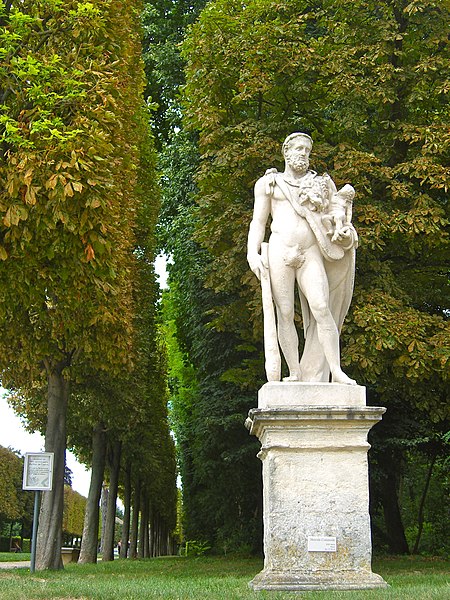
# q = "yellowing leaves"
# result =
<box><xmin>3</xmin><ymin>205</ymin><xmax>29</xmax><ymax>227</ymax></box>
<box><xmin>72</xmin><ymin>181</ymin><xmax>83</xmax><ymax>193</ymax></box>
<box><xmin>64</xmin><ymin>182</ymin><xmax>74</xmax><ymax>197</ymax></box>
<box><xmin>24</xmin><ymin>185</ymin><xmax>39</xmax><ymax>205</ymax></box>
<box><xmin>45</xmin><ymin>174</ymin><xmax>59</xmax><ymax>190</ymax></box>
<box><xmin>45</xmin><ymin>172</ymin><xmax>85</xmax><ymax>197</ymax></box>
<box><xmin>88</xmin><ymin>197</ymin><xmax>102</xmax><ymax>209</ymax></box>
<box><xmin>84</xmin><ymin>243</ymin><xmax>95</xmax><ymax>262</ymax></box>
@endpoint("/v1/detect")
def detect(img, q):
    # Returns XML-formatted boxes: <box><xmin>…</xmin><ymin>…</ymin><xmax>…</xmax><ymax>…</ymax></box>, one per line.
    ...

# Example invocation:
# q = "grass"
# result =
<box><xmin>0</xmin><ymin>551</ymin><xmax>31</xmax><ymax>562</ymax></box>
<box><xmin>0</xmin><ymin>554</ymin><xmax>448</xmax><ymax>599</ymax></box>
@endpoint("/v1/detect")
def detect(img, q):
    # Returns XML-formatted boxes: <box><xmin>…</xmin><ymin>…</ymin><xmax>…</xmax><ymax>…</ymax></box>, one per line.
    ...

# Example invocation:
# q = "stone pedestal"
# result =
<box><xmin>245</xmin><ymin>382</ymin><xmax>388</xmax><ymax>591</ymax></box>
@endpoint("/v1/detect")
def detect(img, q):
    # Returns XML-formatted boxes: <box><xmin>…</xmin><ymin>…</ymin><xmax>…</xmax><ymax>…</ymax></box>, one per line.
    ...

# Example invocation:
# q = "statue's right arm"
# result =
<box><xmin>247</xmin><ymin>177</ymin><xmax>271</xmax><ymax>280</ymax></box>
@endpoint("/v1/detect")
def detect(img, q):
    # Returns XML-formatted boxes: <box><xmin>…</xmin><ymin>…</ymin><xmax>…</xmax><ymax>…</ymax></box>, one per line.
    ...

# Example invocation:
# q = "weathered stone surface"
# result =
<box><xmin>250</xmin><ymin>569</ymin><xmax>387</xmax><ymax>591</ymax></box>
<box><xmin>246</xmin><ymin>382</ymin><xmax>388</xmax><ymax>591</ymax></box>
<box><xmin>258</xmin><ymin>381</ymin><xmax>366</xmax><ymax>408</ymax></box>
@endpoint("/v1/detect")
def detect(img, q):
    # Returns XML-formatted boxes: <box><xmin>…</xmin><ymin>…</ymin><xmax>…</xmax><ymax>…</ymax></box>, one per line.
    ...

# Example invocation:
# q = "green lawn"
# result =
<box><xmin>0</xmin><ymin>555</ymin><xmax>448</xmax><ymax>599</ymax></box>
<box><xmin>0</xmin><ymin>552</ymin><xmax>31</xmax><ymax>562</ymax></box>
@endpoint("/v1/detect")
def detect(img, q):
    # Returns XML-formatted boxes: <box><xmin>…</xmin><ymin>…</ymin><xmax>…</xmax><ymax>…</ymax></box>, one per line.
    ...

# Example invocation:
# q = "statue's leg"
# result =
<box><xmin>297</xmin><ymin>249</ymin><xmax>356</xmax><ymax>385</ymax></box>
<box><xmin>299</xmin><ymin>320</ymin><xmax>329</xmax><ymax>382</ymax></box>
<box><xmin>268</xmin><ymin>244</ymin><xmax>300</xmax><ymax>380</ymax></box>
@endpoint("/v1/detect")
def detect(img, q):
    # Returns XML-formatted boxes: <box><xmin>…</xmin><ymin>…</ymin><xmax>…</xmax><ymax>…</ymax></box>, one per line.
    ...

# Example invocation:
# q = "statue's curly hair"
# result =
<box><xmin>282</xmin><ymin>132</ymin><xmax>313</xmax><ymax>156</ymax></box>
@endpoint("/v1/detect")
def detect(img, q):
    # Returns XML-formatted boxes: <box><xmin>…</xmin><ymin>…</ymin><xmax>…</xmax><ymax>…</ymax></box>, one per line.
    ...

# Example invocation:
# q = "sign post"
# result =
<box><xmin>22</xmin><ymin>453</ymin><xmax>54</xmax><ymax>573</ymax></box>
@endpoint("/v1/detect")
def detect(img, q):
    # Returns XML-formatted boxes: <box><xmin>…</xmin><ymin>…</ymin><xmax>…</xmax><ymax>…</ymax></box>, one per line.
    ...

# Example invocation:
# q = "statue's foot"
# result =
<box><xmin>332</xmin><ymin>370</ymin><xmax>357</xmax><ymax>385</ymax></box>
<box><xmin>283</xmin><ymin>374</ymin><xmax>300</xmax><ymax>382</ymax></box>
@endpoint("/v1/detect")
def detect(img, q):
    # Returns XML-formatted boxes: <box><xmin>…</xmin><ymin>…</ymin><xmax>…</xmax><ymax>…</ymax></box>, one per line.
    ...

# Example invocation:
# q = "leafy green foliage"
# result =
<box><xmin>182</xmin><ymin>539</ymin><xmax>211</xmax><ymax>556</ymax></box>
<box><xmin>142</xmin><ymin>0</ymin><xmax>208</xmax><ymax>145</ymax></box>
<box><xmin>0</xmin><ymin>446</ymin><xmax>25</xmax><ymax>521</ymax></box>
<box><xmin>0</xmin><ymin>0</ymin><xmax>142</xmax><ymax>386</ymax></box>
<box><xmin>182</xmin><ymin>0</ymin><xmax>449</xmax><ymax>408</ymax></box>
<box><xmin>63</xmin><ymin>485</ymin><xmax>86</xmax><ymax>538</ymax></box>
<box><xmin>157</xmin><ymin>132</ymin><xmax>263</xmax><ymax>551</ymax></box>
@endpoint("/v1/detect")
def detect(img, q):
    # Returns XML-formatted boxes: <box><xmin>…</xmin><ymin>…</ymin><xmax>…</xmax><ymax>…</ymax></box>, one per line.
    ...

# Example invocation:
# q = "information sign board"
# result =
<box><xmin>23</xmin><ymin>452</ymin><xmax>54</xmax><ymax>491</ymax></box>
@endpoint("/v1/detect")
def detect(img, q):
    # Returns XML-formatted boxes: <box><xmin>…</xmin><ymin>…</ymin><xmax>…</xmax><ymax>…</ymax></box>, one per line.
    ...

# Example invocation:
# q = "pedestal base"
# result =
<box><xmin>246</xmin><ymin>382</ymin><xmax>388</xmax><ymax>592</ymax></box>
<box><xmin>250</xmin><ymin>569</ymin><xmax>387</xmax><ymax>591</ymax></box>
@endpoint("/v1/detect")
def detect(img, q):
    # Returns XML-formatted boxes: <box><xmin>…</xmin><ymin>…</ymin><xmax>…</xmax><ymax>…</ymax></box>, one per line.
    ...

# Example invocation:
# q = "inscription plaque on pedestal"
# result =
<box><xmin>308</xmin><ymin>537</ymin><xmax>337</xmax><ymax>552</ymax></box>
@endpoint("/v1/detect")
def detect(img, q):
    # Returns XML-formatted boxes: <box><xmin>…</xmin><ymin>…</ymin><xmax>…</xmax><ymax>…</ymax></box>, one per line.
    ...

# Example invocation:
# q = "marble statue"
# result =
<box><xmin>247</xmin><ymin>133</ymin><xmax>358</xmax><ymax>384</ymax></box>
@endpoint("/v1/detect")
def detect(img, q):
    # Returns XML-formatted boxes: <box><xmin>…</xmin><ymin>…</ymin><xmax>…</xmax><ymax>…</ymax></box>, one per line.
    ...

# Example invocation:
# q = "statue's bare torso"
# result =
<box><xmin>269</xmin><ymin>181</ymin><xmax>317</xmax><ymax>249</ymax></box>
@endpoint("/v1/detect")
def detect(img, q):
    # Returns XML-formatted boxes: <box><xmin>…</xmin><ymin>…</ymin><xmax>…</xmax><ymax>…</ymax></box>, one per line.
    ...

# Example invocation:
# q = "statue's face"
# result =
<box><xmin>284</xmin><ymin>137</ymin><xmax>312</xmax><ymax>173</ymax></box>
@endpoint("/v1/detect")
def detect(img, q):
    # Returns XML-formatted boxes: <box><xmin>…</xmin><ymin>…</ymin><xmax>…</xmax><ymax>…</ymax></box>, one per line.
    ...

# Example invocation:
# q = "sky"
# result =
<box><xmin>0</xmin><ymin>256</ymin><xmax>169</xmax><ymax>500</ymax></box>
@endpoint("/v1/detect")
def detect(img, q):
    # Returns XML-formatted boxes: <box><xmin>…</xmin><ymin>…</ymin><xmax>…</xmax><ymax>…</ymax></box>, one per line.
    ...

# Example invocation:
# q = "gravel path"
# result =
<box><xmin>0</xmin><ymin>560</ymin><xmax>30</xmax><ymax>569</ymax></box>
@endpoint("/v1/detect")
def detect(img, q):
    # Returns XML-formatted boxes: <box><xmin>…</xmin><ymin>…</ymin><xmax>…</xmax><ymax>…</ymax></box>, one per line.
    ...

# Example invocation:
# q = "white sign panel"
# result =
<box><xmin>307</xmin><ymin>536</ymin><xmax>337</xmax><ymax>552</ymax></box>
<box><xmin>23</xmin><ymin>452</ymin><xmax>54</xmax><ymax>491</ymax></box>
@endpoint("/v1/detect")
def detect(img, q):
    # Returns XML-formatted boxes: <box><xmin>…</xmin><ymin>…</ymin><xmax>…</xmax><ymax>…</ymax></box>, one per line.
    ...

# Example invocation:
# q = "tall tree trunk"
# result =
<box><xmin>413</xmin><ymin>452</ymin><xmax>438</xmax><ymax>554</ymax></box>
<box><xmin>99</xmin><ymin>484</ymin><xmax>108</xmax><ymax>553</ymax></box>
<box><xmin>35</xmin><ymin>365</ymin><xmax>69</xmax><ymax>570</ymax></box>
<box><xmin>154</xmin><ymin>515</ymin><xmax>160</xmax><ymax>557</ymax></box>
<box><xmin>102</xmin><ymin>440</ymin><xmax>122</xmax><ymax>562</ymax></box>
<box><xmin>150</xmin><ymin>513</ymin><xmax>155</xmax><ymax>557</ymax></box>
<box><xmin>138</xmin><ymin>491</ymin><xmax>147</xmax><ymax>559</ymax></box>
<box><xmin>120</xmin><ymin>460</ymin><xmax>132</xmax><ymax>559</ymax></box>
<box><xmin>143</xmin><ymin>499</ymin><xmax>150</xmax><ymax>558</ymax></box>
<box><xmin>379</xmin><ymin>456</ymin><xmax>409</xmax><ymax>554</ymax></box>
<box><xmin>129</xmin><ymin>478</ymin><xmax>141</xmax><ymax>559</ymax></box>
<box><xmin>78</xmin><ymin>423</ymin><xmax>107</xmax><ymax>564</ymax></box>
<box><xmin>159</xmin><ymin>520</ymin><xmax>164</xmax><ymax>556</ymax></box>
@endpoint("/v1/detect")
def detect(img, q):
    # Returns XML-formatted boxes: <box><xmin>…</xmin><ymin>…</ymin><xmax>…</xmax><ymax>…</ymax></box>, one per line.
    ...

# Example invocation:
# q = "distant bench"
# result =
<box><xmin>61</xmin><ymin>547</ymin><xmax>80</xmax><ymax>565</ymax></box>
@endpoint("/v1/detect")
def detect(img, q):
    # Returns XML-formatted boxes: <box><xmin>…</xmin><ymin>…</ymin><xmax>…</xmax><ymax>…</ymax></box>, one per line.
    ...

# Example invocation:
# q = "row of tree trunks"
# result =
<box><xmin>152</xmin><ymin>517</ymin><xmax>173</xmax><ymax>557</ymax></box>
<box><xmin>78</xmin><ymin>430</ymin><xmax>124</xmax><ymax>564</ymax></box>
<box><xmin>75</xmin><ymin>445</ymin><xmax>177</xmax><ymax>565</ymax></box>
<box><xmin>117</xmin><ymin>473</ymin><xmax>176</xmax><ymax>560</ymax></box>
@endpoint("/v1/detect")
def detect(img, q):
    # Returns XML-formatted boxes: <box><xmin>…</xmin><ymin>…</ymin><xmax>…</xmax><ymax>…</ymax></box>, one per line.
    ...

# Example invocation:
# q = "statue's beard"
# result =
<box><xmin>286</xmin><ymin>154</ymin><xmax>309</xmax><ymax>173</ymax></box>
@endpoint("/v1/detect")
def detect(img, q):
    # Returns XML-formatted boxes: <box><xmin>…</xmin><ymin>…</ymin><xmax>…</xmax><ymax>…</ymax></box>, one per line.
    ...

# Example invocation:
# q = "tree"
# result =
<box><xmin>101</xmin><ymin>439</ymin><xmax>122</xmax><ymax>561</ymax></box>
<box><xmin>0</xmin><ymin>0</ymin><xmax>149</xmax><ymax>568</ymax></box>
<box><xmin>141</xmin><ymin>0</ymin><xmax>208</xmax><ymax>145</ymax></box>
<box><xmin>0</xmin><ymin>446</ymin><xmax>25</xmax><ymax>523</ymax></box>
<box><xmin>158</xmin><ymin>141</ymin><xmax>263</xmax><ymax>550</ymax></box>
<box><xmin>62</xmin><ymin>485</ymin><xmax>86</xmax><ymax>545</ymax></box>
<box><xmin>78</xmin><ymin>421</ymin><xmax>107</xmax><ymax>563</ymax></box>
<box><xmin>74</xmin><ymin>103</ymin><xmax>177</xmax><ymax>563</ymax></box>
<box><xmin>176</xmin><ymin>0</ymin><xmax>449</xmax><ymax>552</ymax></box>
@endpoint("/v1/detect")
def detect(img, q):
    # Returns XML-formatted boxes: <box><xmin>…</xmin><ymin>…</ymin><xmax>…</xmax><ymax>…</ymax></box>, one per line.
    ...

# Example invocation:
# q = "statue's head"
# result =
<box><xmin>338</xmin><ymin>184</ymin><xmax>355</xmax><ymax>201</ymax></box>
<box><xmin>282</xmin><ymin>132</ymin><xmax>313</xmax><ymax>157</ymax></box>
<box><xmin>282</xmin><ymin>133</ymin><xmax>313</xmax><ymax>173</ymax></box>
